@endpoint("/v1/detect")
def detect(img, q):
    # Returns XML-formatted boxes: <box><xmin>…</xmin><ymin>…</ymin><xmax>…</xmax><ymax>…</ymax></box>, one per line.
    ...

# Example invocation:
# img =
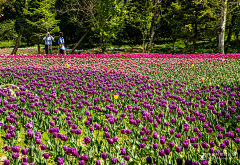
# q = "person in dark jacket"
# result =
<box><xmin>58</xmin><ymin>32</ymin><xmax>65</xmax><ymax>54</ymax></box>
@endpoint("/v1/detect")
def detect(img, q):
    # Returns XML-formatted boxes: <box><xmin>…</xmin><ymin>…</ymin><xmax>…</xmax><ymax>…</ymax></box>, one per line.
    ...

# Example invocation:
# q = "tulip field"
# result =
<box><xmin>0</xmin><ymin>53</ymin><xmax>240</xmax><ymax>165</ymax></box>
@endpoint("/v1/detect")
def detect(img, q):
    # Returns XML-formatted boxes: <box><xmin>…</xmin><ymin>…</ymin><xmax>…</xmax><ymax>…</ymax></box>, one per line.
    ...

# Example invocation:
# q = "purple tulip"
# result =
<box><xmin>78</xmin><ymin>160</ymin><xmax>85</xmax><ymax>165</ymax></box>
<box><xmin>43</xmin><ymin>153</ymin><xmax>50</xmax><ymax>159</ymax></box>
<box><xmin>11</xmin><ymin>146</ymin><xmax>20</xmax><ymax>152</ymax></box>
<box><xmin>21</xmin><ymin>148</ymin><xmax>28</xmax><ymax>155</ymax></box>
<box><xmin>218</xmin><ymin>134</ymin><xmax>223</xmax><ymax>139</ymax></box>
<box><xmin>101</xmin><ymin>153</ymin><xmax>107</xmax><ymax>159</ymax></box>
<box><xmin>3</xmin><ymin>146</ymin><xmax>9</xmax><ymax>151</ymax></box>
<box><xmin>22</xmin><ymin>157</ymin><xmax>28</xmax><ymax>162</ymax></box>
<box><xmin>140</xmin><ymin>131</ymin><xmax>145</xmax><ymax>136</ymax></box>
<box><xmin>49</xmin><ymin>121</ymin><xmax>55</xmax><ymax>127</ymax></box>
<box><xmin>146</xmin><ymin>129</ymin><xmax>151</xmax><ymax>135</ymax></box>
<box><xmin>201</xmin><ymin>159</ymin><xmax>208</xmax><ymax>165</ymax></box>
<box><xmin>113</xmin><ymin>136</ymin><xmax>118</xmax><ymax>142</ymax></box>
<box><xmin>171</xmin><ymin>118</ymin><xmax>176</xmax><ymax>123</ymax></box>
<box><xmin>160</xmin><ymin>138</ymin><xmax>165</xmax><ymax>144</ymax></box>
<box><xmin>103</xmin><ymin>126</ymin><xmax>108</xmax><ymax>132</ymax></box>
<box><xmin>111</xmin><ymin>158</ymin><xmax>117</xmax><ymax>164</ymax></box>
<box><xmin>153</xmin><ymin>132</ymin><xmax>158</xmax><ymax>139</ymax></box>
<box><xmin>209</xmin><ymin>148</ymin><xmax>214</xmax><ymax>153</ymax></box>
<box><xmin>84</xmin><ymin>137</ymin><xmax>91</xmax><ymax>144</ymax></box>
<box><xmin>164</xmin><ymin>148</ymin><xmax>170</xmax><ymax>155</ymax></box>
<box><xmin>84</xmin><ymin>120</ymin><xmax>89</xmax><ymax>126</ymax></box>
<box><xmin>193</xmin><ymin>127</ymin><xmax>198</xmax><ymax>132</ymax></box>
<box><xmin>176</xmin><ymin>158</ymin><xmax>183</xmax><ymax>165</ymax></box>
<box><xmin>126</xmin><ymin>129</ymin><xmax>131</xmax><ymax>135</ymax></box>
<box><xmin>139</xmin><ymin>143</ymin><xmax>145</xmax><ymax>149</ymax></box>
<box><xmin>4</xmin><ymin>160</ymin><xmax>10</xmax><ymax>165</ymax></box>
<box><xmin>158</xmin><ymin>150</ymin><xmax>165</xmax><ymax>156</ymax></box>
<box><xmin>197</xmin><ymin>132</ymin><xmax>202</xmax><ymax>138</ymax></box>
<box><xmin>146</xmin><ymin>157</ymin><xmax>152</xmax><ymax>164</ymax></box>
<box><xmin>220</xmin><ymin>143</ymin><xmax>226</xmax><ymax>149</ymax></box>
<box><xmin>108</xmin><ymin>138</ymin><xmax>114</xmax><ymax>144</ymax></box>
<box><xmin>95</xmin><ymin>160</ymin><xmax>101</xmax><ymax>165</ymax></box>
<box><xmin>215</xmin><ymin>150</ymin><xmax>221</xmax><ymax>156</ymax></box>
<box><xmin>105</xmin><ymin>132</ymin><xmax>110</xmax><ymax>138</ymax></box>
<box><xmin>185</xmin><ymin>160</ymin><xmax>193</xmax><ymax>165</ymax></box>
<box><xmin>142</xmin><ymin>137</ymin><xmax>148</xmax><ymax>142</ymax></box>
<box><xmin>175</xmin><ymin>133</ymin><xmax>181</xmax><ymax>138</ymax></box>
<box><xmin>201</xmin><ymin>142</ymin><xmax>208</xmax><ymax>148</ymax></box>
<box><xmin>224</xmin><ymin>139</ymin><xmax>230</xmax><ymax>146</ymax></box>
<box><xmin>175</xmin><ymin>146</ymin><xmax>181</xmax><ymax>153</ymax></box>
<box><xmin>89</xmin><ymin>127</ymin><xmax>94</xmax><ymax>132</ymax></box>
<box><xmin>235</xmin><ymin>138</ymin><xmax>240</xmax><ymax>144</ymax></box>
<box><xmin>210</xmin><ymin>141</ymin><xmax>215</xmax><ymax>147</ymax></box>
<box><xmin>193</xmin><ymin>143</ymin><xmax>199</xmax><ymax>149</ymax></box>
<box><xmin>168</xmin><ymin>142</ymin><xmax>174</xmax><ymax>148</ymax></box>
<box><xmin>153</xmin><ymin>143</ymin><xmax>158</xmax><ymax>150</ymax></box>
<box><xmin>169</xmin><ymin>129</ymin><xmax>174</xmax><ymax>135</ymax></box>
<box><xmin>35</xmin><ymin>138</ymin><xmax>41</xmax><ymax>144</ymax></box>
<box><xmin>164</xmin><ymin>122</ymin><xmax>169</xmax><ymax>127</ymax></box>
<box><xmin>207</xmin><ymin>128</ymin><xmax>213</xmax><ymax>133</ymax></box>
<box><xmin>124</xmin><ymin>155</ymin><xmax>130</xmax><ymax>161</ymax></box>
<box><xmin>120</xmin><ymin>129</ymin><xmax>125</xmax><ymax>134</ymax></box>
<box><xmin>12</xmin><ymin>153</ymin><xmax>19</xmax><ymax>159</ymax></box>
<box><xmin>27</xmin><ymin>132</ymin><xmax>33</xmax><ymax>138</ymax></box>
<box><xmin>120</xmin><ymin>147</ymin><xmax>126</xmax><ymax>155</ymax></box>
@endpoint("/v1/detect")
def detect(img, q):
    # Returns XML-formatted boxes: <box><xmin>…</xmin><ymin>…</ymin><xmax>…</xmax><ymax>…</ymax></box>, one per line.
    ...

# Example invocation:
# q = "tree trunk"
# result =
<box><xmin>11</xmin><ymin>0</ymin><xmax>28</xmax><ymax>55</ymax></box>
<box><xmin>173</xmin><ymin>41</ymin><xmax>175</xmax><ymax>51</ymax></box>
<box><xmin>69</xmin><ymin>27</ymin><xmax>91</xmax><ymax>54</ymax></box>
<box><xmin>101</xmin><ymin>38</ymin><xmax>106</xmax><ymax>54</ymax></box>
<box><xmin>184</xmin><ymin>41</ymin><xmax>188</xmax><ymax>54</ymax></box>
<box><xmin>146</xmin><ymin>0</ymin><xmax>161</xmax><ymax>54</ymax></box>
<box><xmin>191</xmin><ymin>40</ymin><xmax>196</xmax><ymax>54</ymax></box>
<box><xmin>11</xmin><ymin>29</ymin><xmax>23</xmax><ymax>55</ymax></box>
<box><xmin>236</xmin><ymin>31</ymin><xmax>239</xmax><ymax>53</ymax></box>
<box><xmin>37</xmin><ymin>39</ymin><xmax>40</xmax><ymax>54</ymax></box>
<box><xmin>191</xmin><ymin>9</ymin><xmax>198</xmax><ymax>54</ymax></box>
<box><xmin>27</xmin><ymin>36</ymin><xmax>30</xmax><ymax>46</ymax></box>
<box><xmin>218</xmin><ymin>0</ymin><xmax>228</xmax><ymax>54</ymax></box>
<box><xmin>224</xmin><ymin>15</ymin><xmax>236</xmax><ymax>53</ymax></box>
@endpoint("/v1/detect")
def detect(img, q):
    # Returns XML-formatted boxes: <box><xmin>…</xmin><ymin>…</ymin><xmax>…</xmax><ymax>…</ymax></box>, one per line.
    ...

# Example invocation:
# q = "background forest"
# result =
<box><xmin>0</xmin><ymin>0</ymin><xmax>240</xmax><ymax>55</ymax></box>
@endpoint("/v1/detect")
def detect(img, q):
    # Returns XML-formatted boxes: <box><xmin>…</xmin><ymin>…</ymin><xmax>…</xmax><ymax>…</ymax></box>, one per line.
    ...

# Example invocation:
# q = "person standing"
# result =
<box><xmin>58</xmin><ymin>32</ymin><xmax>65</xmax><ymax>54</ymax></box>
<box><xmin>43</xmin><ymin>32</ymin><xmax>54</xmax><ymax>55</ymax></box>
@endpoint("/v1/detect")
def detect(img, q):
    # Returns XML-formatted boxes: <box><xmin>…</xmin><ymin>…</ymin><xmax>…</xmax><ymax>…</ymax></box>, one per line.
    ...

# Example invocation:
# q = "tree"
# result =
<box><xmin>11</xmin><ymin>0</ymin><xmax>28</xmax><ymax>55</ymax></box>
<box><xmin>91</xmin><ymin>0</ymin><xmax>127</xmax><ymax>53</ymax></box>
<box><xmin>54</xmin><ymin>0</ymin><xmax>97</xmax><ymax>54</ymax></box>
<box><xmin>23</xmin><ymin>0</ymin><xmax>60</xmax><ymax>54</ymax></box>
<box><xmin>126</xmin><ymin>0</ymin><xmax>154</xmax><ymax>53</ymax></box>
<box><xmin>164</xmin><ymin>0</ymin><xmax>221</xmax><ymax>54</ymax></box>
<box><xmin>146</xmin><ymin>0</ymin><xmax>163</xmax><ymax>54</ymax></box>
<box><xmin>199</xmin><ymin>0</ymin><xmax>240</xmax><ymax>54</ymax></box>
<box><xmin>55</xmin><ymin>0</ymin><xmax>128</xmax><ymax>54</ymax></box>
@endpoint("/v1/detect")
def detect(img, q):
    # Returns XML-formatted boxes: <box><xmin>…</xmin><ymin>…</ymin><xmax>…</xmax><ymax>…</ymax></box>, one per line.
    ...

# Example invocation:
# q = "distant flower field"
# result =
<box><xmin>0</xmin><ymin>53</ymin><xmax>240</xmax><ymax>165</ymax></box>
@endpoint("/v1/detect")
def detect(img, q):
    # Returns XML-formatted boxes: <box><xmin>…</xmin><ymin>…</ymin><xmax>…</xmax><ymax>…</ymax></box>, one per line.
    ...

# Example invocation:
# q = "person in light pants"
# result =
<box><xmin>43</xmin><ymin>32</ymin><xmax>54</xmax><ymax>55</ymax></box>
<box><xmin>58</xmin><ymin>32</ymin><xmax>65</xmax><ymax>55</ymax></box>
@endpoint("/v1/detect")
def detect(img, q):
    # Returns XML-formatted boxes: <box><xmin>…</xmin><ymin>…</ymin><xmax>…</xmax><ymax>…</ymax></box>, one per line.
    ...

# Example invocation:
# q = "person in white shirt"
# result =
<box><xmin>43</xmin><ymin>32</ymin><xmax>54</xmax><ymax>55</ymax></box>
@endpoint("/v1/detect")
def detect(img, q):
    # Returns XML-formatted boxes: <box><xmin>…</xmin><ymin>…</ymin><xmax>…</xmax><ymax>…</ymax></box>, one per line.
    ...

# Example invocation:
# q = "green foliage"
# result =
<box><xmin>0</xmin><ymin>19</ymin><xmax>18</xmax><ymax>41</ymax></box>
<box><xmin>90</xmin><ymin>0</ymin><xmax>128</xmax><ymax>52</ymax></box>
<box><xmin>23</xmin><ymin>0</ymin><xmax>60</xmax><ymax>43</ymax></box>
<box><xmin>126</xmin><ymin>0</ymin><xmax>156</xmax><ymax>39</ymax></box>
<box><xmin>164</xmin><ymin>0</ymin><xmax>220</xmax><ymax>44</ymax></box>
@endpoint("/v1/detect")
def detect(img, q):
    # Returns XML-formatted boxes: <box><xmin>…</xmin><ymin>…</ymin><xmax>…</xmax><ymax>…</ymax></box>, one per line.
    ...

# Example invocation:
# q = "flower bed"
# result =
<box><xmin>0</xmin><ymin>53</ymin><xmax>240</xmax><ymax>165</ymax></box>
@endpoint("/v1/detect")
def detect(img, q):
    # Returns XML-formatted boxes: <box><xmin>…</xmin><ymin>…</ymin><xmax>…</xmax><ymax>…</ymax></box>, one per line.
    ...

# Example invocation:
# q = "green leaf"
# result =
<box><xmin>128</xmin><ymin>160</ymin><xmax>139</xmax><ymax>165</ymax></box>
